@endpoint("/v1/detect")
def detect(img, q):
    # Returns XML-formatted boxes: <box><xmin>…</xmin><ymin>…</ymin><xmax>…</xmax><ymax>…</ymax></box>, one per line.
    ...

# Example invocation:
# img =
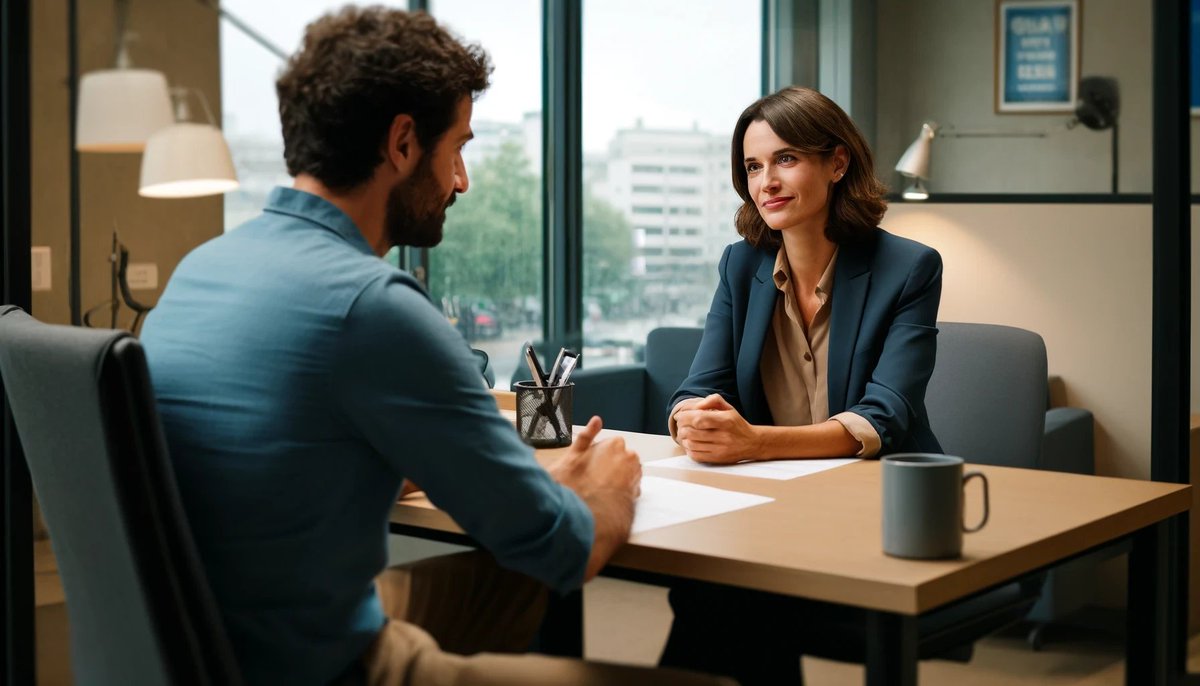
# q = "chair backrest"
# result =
<box><xmin>925</xmin><ymin>321</ymin><xmax>1047</xmax><ymax>468</ymax></box>
<box><xmin>0</xmin><ymin>307</ymin><xmax>243</xmax><ymax>686</ymax></box>
<box><xmin>642</xmin><ymin>327</ymin><xmax>705</xmax><ymax>434</ymax></box>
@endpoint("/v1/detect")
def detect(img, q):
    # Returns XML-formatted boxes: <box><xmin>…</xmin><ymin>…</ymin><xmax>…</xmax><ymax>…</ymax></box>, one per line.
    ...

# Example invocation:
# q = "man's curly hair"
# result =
<box><xmin>276</xmin><ymin>7</ymin><xmax>492</xmax><ymax>191</ymax></box>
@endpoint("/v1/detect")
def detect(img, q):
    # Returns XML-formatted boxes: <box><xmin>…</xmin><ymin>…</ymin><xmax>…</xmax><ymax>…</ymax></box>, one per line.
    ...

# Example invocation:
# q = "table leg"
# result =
<box><xmin>865</xmin><ymin>610</ymin><xmax>917</xmax><ymax>686</ymax></box>
<box><xmin>1126</xmin><ymin>519</ymin><xmax>1170</xmax><ymax>686</ymax></box>
<box><xmin>535</xmin><ymin>588</ymin><xmax>584</xmax><ymax>658</ymax></box>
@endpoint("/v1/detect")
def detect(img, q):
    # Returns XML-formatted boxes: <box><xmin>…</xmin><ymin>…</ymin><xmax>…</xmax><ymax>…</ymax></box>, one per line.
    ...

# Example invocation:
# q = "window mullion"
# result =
<box><xmin>542</xmin><ymin>0</ymin><xmax>583</xmax><ymax>351</ymax></box>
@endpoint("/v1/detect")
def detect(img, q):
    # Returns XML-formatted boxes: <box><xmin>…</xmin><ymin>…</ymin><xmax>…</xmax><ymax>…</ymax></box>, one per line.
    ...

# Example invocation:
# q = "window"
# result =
<box><xmin>220</xmin><ymin>1</ymin><xmax>367</xmax><ymax>231</ymax></box>
<box><xmin>582</xmin><ymin>0</ymin><xmax>760</xmax><ymax>367</ymax></box>
<box><xmin>427</xmin><ymin>0</ymin><xmax>543</xmax><ymax>388</ymax></box>
<box><xmin>221</xmin><ymin>0</ymin><xmax>761</xmax><ymax>383</ymax></box>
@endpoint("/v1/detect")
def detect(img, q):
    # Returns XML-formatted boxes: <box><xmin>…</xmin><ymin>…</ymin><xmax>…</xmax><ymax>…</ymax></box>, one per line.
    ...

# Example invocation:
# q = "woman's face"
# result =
<box><xmin>742</xmin><ymin>120</ymin><xmax>846</xmax><ymax>235</ymax></box>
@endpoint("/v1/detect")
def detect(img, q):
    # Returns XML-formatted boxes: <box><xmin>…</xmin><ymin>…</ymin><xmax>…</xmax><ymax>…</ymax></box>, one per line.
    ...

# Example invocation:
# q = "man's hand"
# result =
<box><xmin>674</xmin><ymin>393</ymin><xmax>764</xmax><ymax>464</ymax></box>
<box><xmin>547</xmin><ymin>416</ymin><xmax>641</xmax><ymax>581</ymax></box>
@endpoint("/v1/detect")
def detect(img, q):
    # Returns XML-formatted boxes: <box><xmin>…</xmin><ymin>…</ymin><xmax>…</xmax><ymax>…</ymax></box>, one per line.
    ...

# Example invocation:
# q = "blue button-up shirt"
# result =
<box><xmin>141</xmin><ymin>187</ymin><xmax>593</xmax><ymax>685</ymax></box>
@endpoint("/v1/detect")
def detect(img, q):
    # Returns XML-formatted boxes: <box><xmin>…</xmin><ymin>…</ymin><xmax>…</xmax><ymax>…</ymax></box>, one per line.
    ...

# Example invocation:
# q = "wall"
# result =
<box><xmin>874</xmin><ymin>0</ymin><xmax>1200</xmax><ymax>195</ymax></box>
<box><xmin>30</xmin><ymin>0</ymin><xmax>223</xmax><ymax>328</ymax></box>
<box><xmin>885</xmin><ymin>202</ymin><xmax>1200</xmax><ymax>605</ymax></box>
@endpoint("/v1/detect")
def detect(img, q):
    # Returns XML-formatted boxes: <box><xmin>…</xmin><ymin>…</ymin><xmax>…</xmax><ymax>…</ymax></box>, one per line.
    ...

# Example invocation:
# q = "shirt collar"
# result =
<box><xmin>773</xmin><ymin>243</ymin><xmax>839</xmax><ymax>303</ymax></box>
<box><xmin>263</xmin><ymin>186</ymin><xmax>376</xmax><ymax>257</ymax></box>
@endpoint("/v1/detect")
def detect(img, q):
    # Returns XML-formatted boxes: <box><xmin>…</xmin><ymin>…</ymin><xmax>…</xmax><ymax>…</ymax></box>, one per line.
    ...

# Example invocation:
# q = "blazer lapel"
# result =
<box><xmin>828</xmin><ymin>242</ymin><xmax>872</xmax><ymax>413</ymax></box>
<box><xmin>737</xmin><ymin>250</ymin><xmax>779</xmax><ymax>423</ymax></box>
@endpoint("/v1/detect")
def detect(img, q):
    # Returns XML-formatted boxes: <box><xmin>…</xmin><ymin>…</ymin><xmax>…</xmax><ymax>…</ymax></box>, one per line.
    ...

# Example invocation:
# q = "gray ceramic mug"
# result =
<box><xmin>881</xmin><ymin>453</ymin><xmax>989</xmax><ymax>559</ymax></box>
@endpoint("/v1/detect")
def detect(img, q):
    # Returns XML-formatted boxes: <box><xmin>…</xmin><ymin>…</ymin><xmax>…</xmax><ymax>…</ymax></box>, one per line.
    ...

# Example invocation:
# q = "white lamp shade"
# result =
<box><xmin>139</xmin><ymin>123</ymin><xmax>240</xmax><ymax>198</ymax></box>
<box><xmin>76</xmin><ymin>69</ymin><xmax>174</xmax><ymax>152</ymax></box>
<box><xmin>894</xmin><ymin>123</ymin><xmax>936</xmax><ymax>180</ymax></box>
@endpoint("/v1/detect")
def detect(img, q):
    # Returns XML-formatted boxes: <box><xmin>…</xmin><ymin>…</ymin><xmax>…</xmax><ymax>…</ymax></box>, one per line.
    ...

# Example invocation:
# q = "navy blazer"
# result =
<box><xmin>670</xmin><ymin>228</ymin><xmax>944</xmax><ymax>455</ymax></box>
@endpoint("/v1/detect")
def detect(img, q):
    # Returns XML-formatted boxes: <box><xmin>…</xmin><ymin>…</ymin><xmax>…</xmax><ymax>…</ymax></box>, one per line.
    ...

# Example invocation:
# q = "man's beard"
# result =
<box><xmin>385</xmin><ymin>157</ymin><xmax>456</xmax><ymax>249</ymax></box>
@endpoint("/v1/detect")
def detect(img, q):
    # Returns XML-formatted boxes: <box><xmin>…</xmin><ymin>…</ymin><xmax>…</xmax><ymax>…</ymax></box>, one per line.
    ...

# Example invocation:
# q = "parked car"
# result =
<box><xmin>444</xmin><ymin>296</ymin><xmax>502</xmax><ymax>341</ymax></box>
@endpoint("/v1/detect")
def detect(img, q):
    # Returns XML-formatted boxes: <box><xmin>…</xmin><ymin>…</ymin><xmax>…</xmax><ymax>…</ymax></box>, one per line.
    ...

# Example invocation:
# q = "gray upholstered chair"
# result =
<box><xmin>0</xmin><ymin>307</ymin><xmax>243</xmax><ymax>686</ymax></box>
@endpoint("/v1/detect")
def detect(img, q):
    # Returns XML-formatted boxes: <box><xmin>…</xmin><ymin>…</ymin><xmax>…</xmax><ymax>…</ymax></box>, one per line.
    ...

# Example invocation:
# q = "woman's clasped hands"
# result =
<box><xmin>674</xmin><ymin>394</ymin><xmax>764</xmax><ymax>464</ymax></box>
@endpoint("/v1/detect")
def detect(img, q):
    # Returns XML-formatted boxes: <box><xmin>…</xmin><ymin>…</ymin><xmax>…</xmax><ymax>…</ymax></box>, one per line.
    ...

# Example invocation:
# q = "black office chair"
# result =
<box><xmin>0</xmin><ymin>306</ymin><xmax>243</xmax><ymax>686</ymax></box>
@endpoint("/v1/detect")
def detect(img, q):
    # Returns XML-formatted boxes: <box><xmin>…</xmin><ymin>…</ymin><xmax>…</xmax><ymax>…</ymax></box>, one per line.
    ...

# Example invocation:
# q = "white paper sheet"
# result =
<box><xmin>632</xmin><ymin>476</ymin><xmax>774</xmax><ymax>534</ymax></box>
<box><xmin>646</xmin><ymin>456</ymin><xmax>859</xmax><ymax>480</ymax></box>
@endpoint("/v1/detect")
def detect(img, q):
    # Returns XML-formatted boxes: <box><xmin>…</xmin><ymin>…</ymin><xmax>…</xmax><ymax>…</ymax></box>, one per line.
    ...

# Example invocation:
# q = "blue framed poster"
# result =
<box><xmin>996</xmin><ymin>0</ymin><xmax>1080</xmax><ymax>113</ymax></box>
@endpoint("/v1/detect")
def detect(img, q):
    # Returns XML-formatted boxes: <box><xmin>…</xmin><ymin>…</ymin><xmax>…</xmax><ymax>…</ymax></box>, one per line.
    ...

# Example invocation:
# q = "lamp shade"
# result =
<box><xmin>76</xmin><ymin>69</ymin><xmax>174</xmax><ymax>152</ymax></box>
<box><xmin>138</xmin><ymin>122</ymin><xmax>239</xmax><ymax>198</ymax></box>
<box><xmin>894</xmin><ymin>122</ymin><xmax>936</xmax><ymax>180</ymax></box>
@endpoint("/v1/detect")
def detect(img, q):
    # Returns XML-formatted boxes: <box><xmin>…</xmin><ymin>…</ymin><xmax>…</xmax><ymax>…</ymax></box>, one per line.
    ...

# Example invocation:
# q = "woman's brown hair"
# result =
<box><xmin>731</xmin><ymin>87</ymin><xmax>887</xmax><ymax>249</ymax></box>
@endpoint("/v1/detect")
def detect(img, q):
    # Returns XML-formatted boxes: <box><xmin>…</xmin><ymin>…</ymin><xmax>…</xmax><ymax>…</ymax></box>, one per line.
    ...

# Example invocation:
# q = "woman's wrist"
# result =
<box><xmin>751</xmin><ymin>424</ymin><xmax>776</xmax><ymax>460</ymax></box>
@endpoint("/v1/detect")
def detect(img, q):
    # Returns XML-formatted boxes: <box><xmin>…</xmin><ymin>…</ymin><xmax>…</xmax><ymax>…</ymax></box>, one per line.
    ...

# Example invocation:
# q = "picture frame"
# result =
<box><xmin>995</xmin><ymin>0</ymin><xmax>1080</xmax><ymax>113</ymax></box>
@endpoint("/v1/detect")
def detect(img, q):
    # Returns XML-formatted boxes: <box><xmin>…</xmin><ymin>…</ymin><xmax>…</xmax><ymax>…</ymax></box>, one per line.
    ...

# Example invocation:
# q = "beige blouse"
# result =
<box><xmin>757</xmin><ymin>244</ymin><xmax>880</xmax><ymax>457</ymax></box>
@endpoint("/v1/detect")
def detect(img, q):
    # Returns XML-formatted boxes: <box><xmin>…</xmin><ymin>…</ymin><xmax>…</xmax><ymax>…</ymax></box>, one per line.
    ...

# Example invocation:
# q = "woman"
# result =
<box><xmin>669</xmin><ymin>86</ymin><xmax>942</xmax><ymax>465</ymax></box>
<box><xmin>658</xmin><ymin>87</ymin><xmax>943</xmax><ymax>685</ymax></box>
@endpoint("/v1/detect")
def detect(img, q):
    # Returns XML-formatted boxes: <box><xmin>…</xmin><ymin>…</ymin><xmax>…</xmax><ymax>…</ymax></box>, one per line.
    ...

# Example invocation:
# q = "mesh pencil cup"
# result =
<box><xmin>513</xmin><ymin>380</ymin><xmax>574</xmax><ymax>448</ymax></box>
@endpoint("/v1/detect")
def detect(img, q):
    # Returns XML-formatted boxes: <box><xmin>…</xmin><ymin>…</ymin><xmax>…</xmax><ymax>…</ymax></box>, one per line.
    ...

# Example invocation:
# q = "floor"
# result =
<box><xmin>32</xmin><ymin>539</ymin><xmax>1200</xmax><ymax>685</ymax></box>
<box><xmin>581</xmin><ymin>577</ymin><xmax>1200</xmax><ymax>685</ymax></box>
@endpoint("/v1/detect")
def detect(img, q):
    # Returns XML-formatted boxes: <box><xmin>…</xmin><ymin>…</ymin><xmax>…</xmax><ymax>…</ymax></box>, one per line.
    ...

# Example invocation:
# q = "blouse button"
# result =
<box><xmin>803</xmin><ymin>352</ymin><xmax>813</xmax><ymax>362</ymax></box>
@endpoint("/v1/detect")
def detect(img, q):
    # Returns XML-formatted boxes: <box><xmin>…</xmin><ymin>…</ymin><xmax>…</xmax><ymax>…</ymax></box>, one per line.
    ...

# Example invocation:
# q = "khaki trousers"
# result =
<box><xmin>351</xmin><ymin>551</ymin><xmax>736</xmax><ymax>686</ymax></box>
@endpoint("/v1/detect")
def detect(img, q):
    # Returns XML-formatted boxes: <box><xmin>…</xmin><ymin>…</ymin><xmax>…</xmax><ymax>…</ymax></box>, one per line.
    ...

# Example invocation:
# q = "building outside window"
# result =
<box><xmin>582</xmin><ymin>0</ymin><xmax>761</xmax><ymax>367</ymax></box>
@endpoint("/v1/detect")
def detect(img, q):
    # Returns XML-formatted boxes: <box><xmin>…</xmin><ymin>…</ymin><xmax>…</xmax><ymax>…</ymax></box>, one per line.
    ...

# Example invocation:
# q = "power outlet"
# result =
<box><xmin>126</xmin><ymin>262</ymin><xmax>159</xmax><ymax>290</ymax></box>
<box><xmin>31</xmin><ymin>247</ymin><xmax>51</xmax><ymax>291</ymax></box>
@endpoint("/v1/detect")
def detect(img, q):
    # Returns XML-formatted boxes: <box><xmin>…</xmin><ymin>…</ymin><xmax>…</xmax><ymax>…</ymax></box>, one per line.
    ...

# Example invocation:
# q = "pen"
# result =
<box><xmin>555</xmin><ymin>352</ymin><xmax>578</xmax><ymax>386</ymax></box>
<box><xmin>524</xmin><ymin>342</ymin><xmax>548</xmax><ymax>387</ymax></box>
<box><xmin>548</xmin><ymin>347</ymin><xmax>567</xmax><ymax>385</ymax></box>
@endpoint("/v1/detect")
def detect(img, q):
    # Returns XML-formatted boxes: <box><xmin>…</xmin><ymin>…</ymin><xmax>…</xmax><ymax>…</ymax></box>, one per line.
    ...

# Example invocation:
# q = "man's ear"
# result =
<box><xmin>385</xmin><ymin>113</ymin><xmax>421</xmax><ymax>176</ymax></box>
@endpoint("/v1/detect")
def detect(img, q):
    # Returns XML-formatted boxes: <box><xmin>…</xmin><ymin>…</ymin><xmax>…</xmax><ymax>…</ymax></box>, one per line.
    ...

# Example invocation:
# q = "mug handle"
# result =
<box><xmin>961</xmin><ymin>471</ymin><xmax>989</xmax><ymax>533</ymax></box>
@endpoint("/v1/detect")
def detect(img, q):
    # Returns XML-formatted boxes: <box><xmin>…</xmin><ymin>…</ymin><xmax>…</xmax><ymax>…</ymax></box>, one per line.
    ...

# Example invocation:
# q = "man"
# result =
<box><xmin>140</xmin><ymin>7</ymin><xmax>731</xmax><ymax>686</ymax></box>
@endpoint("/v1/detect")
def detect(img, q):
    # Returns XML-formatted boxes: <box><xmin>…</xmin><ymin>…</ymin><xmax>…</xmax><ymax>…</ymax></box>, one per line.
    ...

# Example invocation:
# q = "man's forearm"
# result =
<box><xmin>580</xmin><ymin>489</ymin><xmax>635</xmax><ymax>581</ymax></box>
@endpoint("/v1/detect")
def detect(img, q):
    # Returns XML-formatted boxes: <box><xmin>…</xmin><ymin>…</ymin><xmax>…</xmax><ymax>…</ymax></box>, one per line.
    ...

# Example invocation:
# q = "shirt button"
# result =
<box><xmin>803</xmin><ymin>352</ymin><xmax>813</xmax><ymax>362</ymax></box>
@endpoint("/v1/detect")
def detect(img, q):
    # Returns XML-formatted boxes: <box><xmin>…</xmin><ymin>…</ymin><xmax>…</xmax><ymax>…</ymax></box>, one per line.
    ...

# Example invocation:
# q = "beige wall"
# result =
<box><xmin>887</xmin><ymin>203</ymin><xmax>1200</xmax><ymax>476</ymax></box>
<box><xmin>885</xmin><ymin>202</ymin><xmax>1200</xmax><ymax>606</ymax></box>
<box><xmin>884</xmin><ymin>204</ymin><xmax>1156</xmax><ymax>478</ymax></box>
<box><xmin>30</xmin><ymin>0</ymin><xmax>222</xmax><ymax>327</ymax></box>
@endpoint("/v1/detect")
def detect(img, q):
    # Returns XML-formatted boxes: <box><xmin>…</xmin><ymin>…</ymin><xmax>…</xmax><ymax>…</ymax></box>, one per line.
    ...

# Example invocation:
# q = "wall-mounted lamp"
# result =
<box><xmin>894</xmin><ymin>123</ymin><xmax>1049</xmax><ymax>200</ymax></box>
<box><xmin>894</xmin><ymin>76</ymin><xmax>1119</xmax><ymax>200</ymax></box>
<box><xmin>894</xmin><ymin>122</ymin><xmax>936</xmax><ymax>200</ymax></box>
<box><xmin>139</xmin><ymin>87</ymin><xmax>238</xmax><ymax>198</ymax></box>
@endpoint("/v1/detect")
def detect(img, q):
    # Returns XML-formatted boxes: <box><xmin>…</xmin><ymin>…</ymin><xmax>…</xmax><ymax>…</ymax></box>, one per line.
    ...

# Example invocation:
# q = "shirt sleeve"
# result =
<box><xmin>332</xmin><ymin>274</ymin><xmax>593</xmax><ymax>593</ymax></box>
<box><xmin>829</xmin><ymin>412</ymin><xmax>882</xmax><ymax>458</ymax></box>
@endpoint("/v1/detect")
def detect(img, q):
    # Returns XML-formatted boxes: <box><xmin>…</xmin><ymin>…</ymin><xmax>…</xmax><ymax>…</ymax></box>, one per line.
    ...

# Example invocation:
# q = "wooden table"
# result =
<box><xmin>391</xmin><ymin>428</ymin><xmax>1190</xmax><ymax>685</ymax></box>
